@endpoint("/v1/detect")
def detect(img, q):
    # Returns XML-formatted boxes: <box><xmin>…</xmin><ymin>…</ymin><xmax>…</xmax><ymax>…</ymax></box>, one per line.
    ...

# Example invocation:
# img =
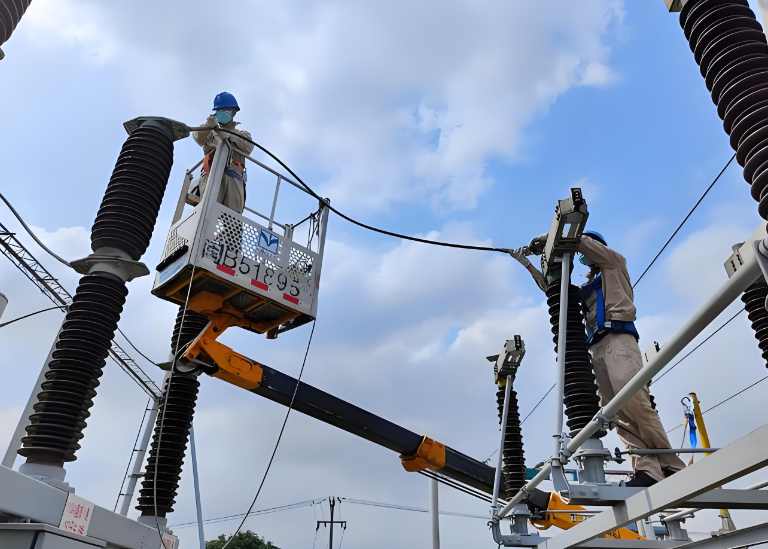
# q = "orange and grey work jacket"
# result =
<box><xmin>578</xmin><ymin>237</ymin><xmax>638</xmax><ymax>345</ymax></box>
<box><xmin>193</xmin><ymin>115</ymin><xmax>255</xmax><ymax>181</ymax></box>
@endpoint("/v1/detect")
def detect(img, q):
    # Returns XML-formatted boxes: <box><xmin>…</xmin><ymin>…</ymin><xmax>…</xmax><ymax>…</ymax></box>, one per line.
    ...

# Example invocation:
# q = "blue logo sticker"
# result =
<box><xmin>258</xmin><ymin>228</ymin><xmax>280</xmax><ymax>255</ymax></box>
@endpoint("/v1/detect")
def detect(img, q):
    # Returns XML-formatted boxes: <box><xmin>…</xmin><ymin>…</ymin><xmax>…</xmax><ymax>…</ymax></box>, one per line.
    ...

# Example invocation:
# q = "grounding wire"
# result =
<box><xmin>651</xmin><ymin>307</ymin><xmax>745</xmax><ymax>386</ymax></box>
<box><xmin>204</xmin><ymin>127</ymin><xmax>509</xmax><ymax>254</ymax></box>
<box><xmin>0</xmin><ymin>305</ymin><xmax>63</xmax><ymax>328</ymax></box>
<box><xmin>114</xmin><ymin>398</ymin><xmax>152</xmax><ymax>512</ymax></box>
<box><xmin>221</xmin><ymin>320</ymin><xmax>317</xmax><ymax>549</ymax></box>
<box><xmin>633</xmin><ymin>154</ymin><xmax>736</xmax><ymax>289</ymax></box>
<box><xmin>0</xmin><ymin>191</ymin><xmax>72</xmax><ymax>267</ymax></box>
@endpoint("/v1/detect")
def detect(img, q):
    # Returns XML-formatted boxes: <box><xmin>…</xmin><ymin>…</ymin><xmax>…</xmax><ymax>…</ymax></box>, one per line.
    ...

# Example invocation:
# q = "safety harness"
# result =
<box><xmin>580</xmin><ymin>273</ymin><xmax>639</xmax><ymax>346</ymax></box>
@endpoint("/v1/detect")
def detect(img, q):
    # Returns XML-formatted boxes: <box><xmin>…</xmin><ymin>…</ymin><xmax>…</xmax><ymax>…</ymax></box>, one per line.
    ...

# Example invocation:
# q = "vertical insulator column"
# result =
<box><xmin>546</xmin><ymin>281</ymin><xmax>604</xmax><ymax>438</ymax></box>
<box><xmin>742</xmin><ymin>279</ymin><xmax>768</xmax><ymax>366</ymax></box>
<box><xmin>136</xmin><ymin>307</ymin><xmax>207</xmax><ymax>517</ymax></box>
<box><xmin>496</xmin><ymin>384</ymin><xmax>525</xmax><ymax>499</ymax></box>
<box><xmin>0</xmin><ymin>0</ymin><xmax>32</xmax><ymax>55</ymax></box>
<box><xmin>679</xmin><ymin>1</ymin><xmax>768</xmax><ymax>221</ymax></box>
<box><xmin>19</xmin><ymin>120</ymin><xmax>175</xmax><ymax>469</ymax></box>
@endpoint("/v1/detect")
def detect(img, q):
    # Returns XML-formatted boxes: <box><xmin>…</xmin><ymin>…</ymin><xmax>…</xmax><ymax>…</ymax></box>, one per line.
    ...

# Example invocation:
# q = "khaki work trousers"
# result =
<box><xmin>590</xmin><ymin>333</ymin><xmax>685</xmax><ymax>481</ymax></box>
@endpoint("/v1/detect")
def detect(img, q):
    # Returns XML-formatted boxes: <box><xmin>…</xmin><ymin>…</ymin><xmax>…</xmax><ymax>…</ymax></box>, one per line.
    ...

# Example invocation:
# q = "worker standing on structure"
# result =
<box><xmin>192</xmin><ymin>91</ymin><xmax>254</xmax><ymax>213</ymax></box>
<box><xmin>512</xmin><ymin>231</ymin><xmax>685</xmax><ymax>487</ymax></box>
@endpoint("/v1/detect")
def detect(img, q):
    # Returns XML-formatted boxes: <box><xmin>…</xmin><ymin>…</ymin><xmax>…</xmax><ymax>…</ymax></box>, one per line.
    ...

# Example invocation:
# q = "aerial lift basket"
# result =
<box><xmin>152</xmin><ymin>134</ymin><xmax>329</xmax><ymax>336</ymax></box>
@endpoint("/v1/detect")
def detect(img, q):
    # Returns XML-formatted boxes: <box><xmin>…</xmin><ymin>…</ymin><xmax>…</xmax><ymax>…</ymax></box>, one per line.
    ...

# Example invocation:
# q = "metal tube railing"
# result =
<box><xmin>243</xmin><ymin>206</ymin><xmax>285</xmax><ymax>230</ymax></box>
<box><xmin>496</xmin><ymin>249</ymin><xmax>762</xmax><ymax>520</ymax></box>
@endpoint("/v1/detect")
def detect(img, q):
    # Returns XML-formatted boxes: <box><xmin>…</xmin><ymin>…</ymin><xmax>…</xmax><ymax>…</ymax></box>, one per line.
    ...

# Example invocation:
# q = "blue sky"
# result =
<box><xmin>2</xmin><ymin>1</ymin><xmax>768</xmax><ymax>547</ymax></box>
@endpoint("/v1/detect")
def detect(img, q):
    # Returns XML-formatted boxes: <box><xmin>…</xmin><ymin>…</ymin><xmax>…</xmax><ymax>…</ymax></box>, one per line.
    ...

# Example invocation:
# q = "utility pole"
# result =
<box><xmin>316</xmin><ymin>497</ymin><xmax>347</xmax><ymax>549</ymax></box>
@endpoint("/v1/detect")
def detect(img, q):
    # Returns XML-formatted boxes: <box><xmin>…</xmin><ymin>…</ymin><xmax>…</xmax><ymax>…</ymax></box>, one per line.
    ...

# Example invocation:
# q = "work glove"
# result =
<box><xmin>505</xmin><ymin>248</ymin><xmax>547</xmax><ymax>292</ymax></box>
<box><xmin>528</xmin><ymin>233</ymin><xmax>548</xmax><ymax>256</ymax></box>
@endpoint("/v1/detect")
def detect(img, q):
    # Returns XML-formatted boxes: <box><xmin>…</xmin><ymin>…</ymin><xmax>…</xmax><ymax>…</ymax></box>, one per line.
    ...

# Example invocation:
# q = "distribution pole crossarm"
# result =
<box><xmin>496</xmin><ymin>241</ymin><xmax>762</xmax><ymax>520</ymax></box>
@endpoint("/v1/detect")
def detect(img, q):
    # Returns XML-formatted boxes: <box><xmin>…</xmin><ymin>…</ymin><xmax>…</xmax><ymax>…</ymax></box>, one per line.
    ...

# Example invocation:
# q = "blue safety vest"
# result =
<box><xmin>580</xmin><ymin>273</ymin><xmax>639</xmax><ymax>346</ymax></box>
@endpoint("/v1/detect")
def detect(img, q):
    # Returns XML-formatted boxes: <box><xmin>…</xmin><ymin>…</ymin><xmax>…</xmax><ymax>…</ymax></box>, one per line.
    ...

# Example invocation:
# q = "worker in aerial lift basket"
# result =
<box><xmin>515</xmin><ymin>231</ymin><xmax>685</xmax><ymax>487</ymax></box>
<box><xmin>191</xmin><ymin>91</ymin><xmax>254</xmax><ymax>213</ymax></box>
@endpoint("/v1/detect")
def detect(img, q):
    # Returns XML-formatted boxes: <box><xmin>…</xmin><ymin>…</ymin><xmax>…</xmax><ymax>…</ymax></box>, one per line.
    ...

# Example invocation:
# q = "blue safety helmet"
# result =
<box><xmin>579</xmin><ymin>230</ymin><xmax>607</xmax><ymax>266</ymax></box>
<box><xmin>582</xmin><ymin>230</ymin><xmax>607</xmax><ymax>246</ymax></box>
<box><xmin>213</xmin><ymin>91</ymin><xmax>240</xmax><ymax>112</ymax></box>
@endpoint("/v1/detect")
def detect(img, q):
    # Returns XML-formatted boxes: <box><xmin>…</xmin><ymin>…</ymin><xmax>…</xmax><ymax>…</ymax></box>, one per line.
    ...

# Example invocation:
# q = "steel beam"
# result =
<box><xmin>675</xmin><ymin>522</ymin><xmax>768</xmax><ymax>549</ymax></box>
<box><xmin>537</xmin><ymin>424</ymin><xmax>768</xmax><ymax>549</ymax></box>
<box><xmin>568</xmin><ymin>486</ymin><xmax>768</xmax><ymax>509</ymax></box>
<box><xmin>576</xmin><ymin>540</ymin><xmax>683</xmax><ymax>549</ymax></box>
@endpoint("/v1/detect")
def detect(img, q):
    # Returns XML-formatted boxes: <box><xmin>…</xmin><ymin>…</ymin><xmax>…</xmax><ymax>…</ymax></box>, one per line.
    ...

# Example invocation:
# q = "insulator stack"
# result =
<box><xmin>546</xmin><ymin>281</ymin><xmax>604</xmax><ymax>438</ymax></box>
<box><xmin>137</xmin><ymin>307</ymin><xmax>206</xmax><ymax>517</ymax></box>
<box><xmin>742</xmin><ymin>279</ymin><xmax>768</xmax><ymax>366</ymax></box>
<box><xmin>496</xmin><ymin>385</ymin><xmax>525</xmax><ymax>499</ymax></box>
<box><xmin>18</xmin><ymin>274</ymin><xmax>127</xmax><ymax>463</ymax></box>
<box><xmin>92</xmin><ymin>121</ymin><xmax>174</xmax><ymax>259</ymax></box>
<box><xmin>679</xmin><ymin>0</ymin><xmax>768</xmax><ymax>221</ymax></box>
<box><xmin>0</xmin><ymin>0</ymin><xmax>32</xmax><ymax>51</ymax></box>
<box><xmin>19</xmin><ymin>119</ymin><xmax>175</xmax><ymax>467</ymax></box>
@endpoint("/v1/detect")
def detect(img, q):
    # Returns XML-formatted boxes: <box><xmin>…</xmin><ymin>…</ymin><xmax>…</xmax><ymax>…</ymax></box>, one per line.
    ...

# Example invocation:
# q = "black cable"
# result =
<box><xmin>208</xmin><ymin>127</ymin><xmax>508</xmax><ymax>253</ymax></box>
<box><xmin>668</xmin><ymin>373</ymin><xmax>768</xmax><ymax>434</ymax></box>
<box><xmin>222</xmin><ymin>320</ymin><xmax>317</xmax><ymax>548</ymax></box>
<box><xmin>0</xmin><ymin>191</ymin><xmax>72</xmax><ymax>267</ymax></box>
<box><xmin>0</xmin><ymin>305</ymin><xmax>62</xmax><ymax>328</ymax></box>
<box><xmin>651</xmin><ymin>307</ymin><xmax>745</xmax><ymax>386</ymax></box>
<box><xmin>633</xmin><ymin>154</ymin><xmax>736</xmax><ymax>289</ymax></box>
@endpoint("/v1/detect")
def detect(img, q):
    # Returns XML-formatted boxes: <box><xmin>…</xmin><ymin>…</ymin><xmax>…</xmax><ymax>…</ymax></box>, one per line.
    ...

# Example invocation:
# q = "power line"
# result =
<box><xmin>0</xmin><ymin>191</ymin><xmax>72</xmax><ymax>267</ymax></box>
<box><xmin>221</xmin><ymin>321</ymin><xmax>317</xmax><ymax>548</ymax></box>
<box><xmin>209</xmin><ymin>127</ymin><xmax>508</xmax><ymax>254</ymax></box>
<box><xmin>651</xmin><ymin>307</ymin><xmax>745</xmax><ymax>386</ymax></box>
<box><xmin>0</xmin><ymin>305</ymin><xmax>62</xmax><ymax>328</ymax></box>
<box><xmin>633</xmin><ymin>153</ymin><xmax>736</xmax><ymax>288</ymax></box>
<box><xmin>116</xmin><ymin>327</ymin><xmax>161</xmax><ymax>367</ymax></box>
<box><xmin>668</xmin><ymin>373</ymin><xmax>768</xmax><ymax>434</ymax></box>
<box><xmin>341</xmin><ymin>497</ymin><xmax>488</xmax><ymax>520</ymax></box>
<box><xmin>171</xmin><ymin>499</ymin><xmax>323</xmax><ymax>528</ymax></box>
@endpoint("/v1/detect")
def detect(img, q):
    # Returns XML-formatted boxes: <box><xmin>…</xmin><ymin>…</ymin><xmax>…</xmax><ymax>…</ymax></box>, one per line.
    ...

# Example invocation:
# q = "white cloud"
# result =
<box><xmin>19</xmin><ymin>0</ymin><xmax>623</xmax><ymax>213</ymax></box>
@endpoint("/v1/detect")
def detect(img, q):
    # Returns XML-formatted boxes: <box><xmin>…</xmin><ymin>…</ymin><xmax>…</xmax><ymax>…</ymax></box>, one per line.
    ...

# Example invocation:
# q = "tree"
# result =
<box><xmin>206</xmin><ymin>530</ymin><xmax>280</xmax><ymax>549</ymax></box>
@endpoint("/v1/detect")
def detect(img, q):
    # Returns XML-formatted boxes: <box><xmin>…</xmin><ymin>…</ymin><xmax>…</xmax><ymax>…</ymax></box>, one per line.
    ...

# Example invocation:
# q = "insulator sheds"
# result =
<box><xmin>496</xmin><ymin>386</ymin><xmax>526</xmax><ymax>499</ymax></box>
<box><xmin>137</xmin><ymin>307</ymin><xmax>206</xmax><ymax>517</ymax></box>
<box><xmin>18</xmin><ymin>273</ymin><xmax>127</xmax><ymax>463</ymax></box>
<box><xmin>171</xmin><ymin>306</ymin><xmax>209</xmax><ymax>355</ymax></box>
<box><xmin>91</xmin><ymin>120</ymin><xmax>174</xmax><ymax>259</ymax></box>
<box><xmin>0</xmin><ymin>0</ymin><xmax>31</xmax><ymax>49</ymax></box>
<box><xmin>136</xmin><ymin>373</ymin><xmax>199</xmax><ymax>517</ymax></box>
<box><xmin>680</xmin><ymin>0</ymin><xmax>768</xmax><ymax>220</ymax></box>
<box><xmin>546</xmin><ymin>281</ymin><xmax>604</xmax><ymax>438</ymax></box>
<box><xmin>742</xmin><ymin>279</ymin><xmax>768</xmax><ymax>366</ymax></box>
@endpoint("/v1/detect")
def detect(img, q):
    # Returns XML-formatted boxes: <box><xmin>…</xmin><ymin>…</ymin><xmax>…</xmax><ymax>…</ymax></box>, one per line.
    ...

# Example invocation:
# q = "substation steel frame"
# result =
<box><xmin>494</xmin><ymin>226</ymin><xmax>768</xmax><ymax>548</ymax></box>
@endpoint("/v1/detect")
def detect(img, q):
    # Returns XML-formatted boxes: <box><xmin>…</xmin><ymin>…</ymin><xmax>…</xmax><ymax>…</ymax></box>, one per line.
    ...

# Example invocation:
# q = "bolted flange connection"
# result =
<box><xmin>137</xmin><ymin>306</ymin><xmax>208</xmax><ymax>517</ymax></box>
<box><xmin>19</xmin><ymin>118</ymin><xmax>177</xmax><ymax>469</ymax></box>
<box><xmin>546</xmin><ymin>281</ymin><xmax>605</xmax><ymax>438</ymax></box>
